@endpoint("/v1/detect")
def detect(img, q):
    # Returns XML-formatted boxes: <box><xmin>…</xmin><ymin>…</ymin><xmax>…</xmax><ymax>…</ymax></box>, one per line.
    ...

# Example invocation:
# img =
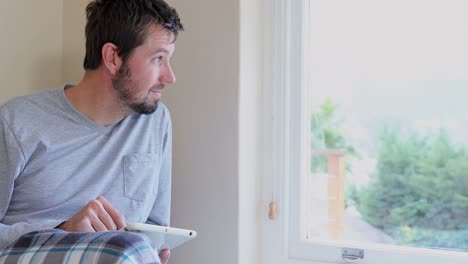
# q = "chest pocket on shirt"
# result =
<box><xmin>123</xmin><ymin>153</ymin><xmax>160</xmax><ymax>202</ymax></box>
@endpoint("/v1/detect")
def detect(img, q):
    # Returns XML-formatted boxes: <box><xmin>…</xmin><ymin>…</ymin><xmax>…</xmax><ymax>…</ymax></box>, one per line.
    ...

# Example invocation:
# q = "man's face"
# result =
<box><xmin>113</xmin><ymin>25</ymin><xmax>176</xmax><ymax>115</ymax></box>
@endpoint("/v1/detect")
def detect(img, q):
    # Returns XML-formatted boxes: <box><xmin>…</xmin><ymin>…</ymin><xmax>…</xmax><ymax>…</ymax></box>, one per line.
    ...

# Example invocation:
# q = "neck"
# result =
<box><xmin>65</xmin><ymin>69</ymin><xmax>130</xmax><ymax>126</ymax></box>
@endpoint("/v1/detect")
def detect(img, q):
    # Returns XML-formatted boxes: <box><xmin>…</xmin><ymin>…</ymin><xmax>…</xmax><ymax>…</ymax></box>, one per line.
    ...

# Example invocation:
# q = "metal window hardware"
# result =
<box><xmin>342</xmin><ymin>247</ymin><xmax>364</xmax><ymax>263</ymax></box>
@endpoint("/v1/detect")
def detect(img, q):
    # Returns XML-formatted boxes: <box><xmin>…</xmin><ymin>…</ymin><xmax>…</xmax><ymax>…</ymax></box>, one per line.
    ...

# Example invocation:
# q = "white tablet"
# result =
<box><xmin>124</xmin><ymin>223</ymin><xmax>197</xmax><ymax>252</ymax></box>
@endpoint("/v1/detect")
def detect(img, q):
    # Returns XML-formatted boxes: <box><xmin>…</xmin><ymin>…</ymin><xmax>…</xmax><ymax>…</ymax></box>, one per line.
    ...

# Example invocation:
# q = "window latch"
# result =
<box><xmin>342</xmin><ymin>247</ymin><xmax>364</xmax><ymax>263</ymax></box>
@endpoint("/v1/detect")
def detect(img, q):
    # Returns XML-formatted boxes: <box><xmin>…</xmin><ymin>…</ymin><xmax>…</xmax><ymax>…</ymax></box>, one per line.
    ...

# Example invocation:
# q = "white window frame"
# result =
<box><xmin>262</xmin><ymin>0</ymin><xmax>468</xmax><ymax>263</ymax></box>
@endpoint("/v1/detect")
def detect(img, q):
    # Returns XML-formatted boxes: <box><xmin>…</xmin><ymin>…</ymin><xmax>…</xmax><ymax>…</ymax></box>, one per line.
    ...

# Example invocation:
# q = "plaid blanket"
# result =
<box><xmin>0</xmin><ymin>229</ymin><xmax>160</xmax><ymax>264</ymax></box>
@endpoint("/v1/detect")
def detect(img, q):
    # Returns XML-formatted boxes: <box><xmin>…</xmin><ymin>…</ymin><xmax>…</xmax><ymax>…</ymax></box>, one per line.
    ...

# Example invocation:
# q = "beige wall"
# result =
<box><xmin>165</xmin><ymin>0</ymin><xmax>263</xmax><ymax>261</ymax></box>
<box><xmin>166</xmin><ymin>1</ymin><xmax>262</xmax><ymax>262</ymax></box>
<box><xmin>166</xmin><ymin>0</ymin><xmax>241</xmax><ymax>263</ymax></box>
<box><xmin>62</xmin><ymin>0</ymin><xmax>88</xmax><ymax>83</ymax></box>
<box><xmin>0</xmin><ymin>0</ymin><xmax>64</xmax><ymax>102</ymax></box>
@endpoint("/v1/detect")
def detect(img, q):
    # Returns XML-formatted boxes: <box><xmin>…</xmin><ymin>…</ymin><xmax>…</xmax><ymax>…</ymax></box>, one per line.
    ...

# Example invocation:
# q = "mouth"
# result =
<box><xmin>149</xmin><ymin>85</ymin><xmax>164</xmax><ymax>95</ymax></box>
<box><xmin>149</xmin><ymin>89</ymin><xmax>163</xmax><ymax>95</ymax></box>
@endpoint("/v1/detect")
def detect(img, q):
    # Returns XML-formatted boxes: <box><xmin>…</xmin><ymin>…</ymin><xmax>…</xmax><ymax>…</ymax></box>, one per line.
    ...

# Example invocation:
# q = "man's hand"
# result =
<box><xmin>159</xmin><ymin>249</ymin><xmax>170</xmax><ymax>264</ymax></box>
<box><xmin>58</xmin><ymin>196</ymin><xmax>126</xmax><ymax>232</ymax></box>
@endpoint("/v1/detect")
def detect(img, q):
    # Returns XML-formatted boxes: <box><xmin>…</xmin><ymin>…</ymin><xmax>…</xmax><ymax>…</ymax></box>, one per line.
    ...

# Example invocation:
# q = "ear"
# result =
<box><xmin>101</xmin><ymin>43</ymin><xmax>122</xmax><ymax>76</ymax></box>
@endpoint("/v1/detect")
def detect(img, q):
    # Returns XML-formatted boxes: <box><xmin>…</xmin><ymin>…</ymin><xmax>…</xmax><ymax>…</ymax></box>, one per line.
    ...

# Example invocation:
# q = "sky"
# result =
<box><xmin>308</xmin><ymin>0</ymin><xmax>468</xmax><ymax>153</ymax></box>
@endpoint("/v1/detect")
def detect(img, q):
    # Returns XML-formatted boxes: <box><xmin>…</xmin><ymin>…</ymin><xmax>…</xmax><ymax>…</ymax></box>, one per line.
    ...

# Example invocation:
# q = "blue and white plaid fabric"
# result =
<box><xmin>0</xmin><ymin>229</ymin><xmax>160</xmax><ymax>264</ymax></box>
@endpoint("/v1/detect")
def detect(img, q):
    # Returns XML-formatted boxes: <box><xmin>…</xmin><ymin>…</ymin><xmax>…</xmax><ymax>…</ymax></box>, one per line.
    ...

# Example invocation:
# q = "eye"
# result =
<box><xmin>153</xmin><ymin>56</ymin><xmax>163</xmax><ymax>64</ymax></box>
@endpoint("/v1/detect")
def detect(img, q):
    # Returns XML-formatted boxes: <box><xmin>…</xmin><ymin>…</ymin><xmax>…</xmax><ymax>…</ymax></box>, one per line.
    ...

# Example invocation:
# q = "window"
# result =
<box><xmin>263</xmin><ymin>1</ymin><xmax>468</xmax><ymax>263</ymax></box>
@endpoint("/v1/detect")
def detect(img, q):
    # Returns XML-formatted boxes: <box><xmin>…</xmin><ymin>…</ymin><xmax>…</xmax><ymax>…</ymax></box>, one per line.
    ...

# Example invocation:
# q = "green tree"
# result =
<box><xmin>355</xmin><ymin>127</ymin><xmax>468</xmax><ymax>249</ymax></box>
<box><xmin>310</xmin><ymin>99</ymin><xmax>357</xmax><ymax>173</ymax></box>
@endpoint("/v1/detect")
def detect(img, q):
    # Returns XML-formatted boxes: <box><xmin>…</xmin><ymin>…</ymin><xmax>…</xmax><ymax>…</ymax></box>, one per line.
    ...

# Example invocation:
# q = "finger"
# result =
<box><xmin>88</xmin><ymin>199</ymin><xmax>115</xmax><ymax>230</ymax></box>
<box><xmin>159</xmin><ymin>249</ymin><xmax>170</xmax><ymax>264</ymax></box>
<box><xmin>90</xmin><ymin>198</ymin><xmax>118</xmax><ymax>230</ymax></box>
<box><xmin>89</xmin><ymin>211</ymin><xmax>108</xmax><ymax>231</ymax></box>
<box><xmin>96</xmin><ymin>207</ymin><xmax>118</xmax><ymax>230</ymax></box>
<box><xmin>97</xmin><ymin>196</ymin><xmax>126</xmax><ymax>229</ymax></box>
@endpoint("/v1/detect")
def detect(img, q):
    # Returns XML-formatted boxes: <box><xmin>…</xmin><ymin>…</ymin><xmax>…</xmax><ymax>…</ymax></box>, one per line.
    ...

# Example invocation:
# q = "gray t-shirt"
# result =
<box><xmin>0</xmin><ymin>86</ymin><xmax>172</xmax><ymax>249</ymax></box>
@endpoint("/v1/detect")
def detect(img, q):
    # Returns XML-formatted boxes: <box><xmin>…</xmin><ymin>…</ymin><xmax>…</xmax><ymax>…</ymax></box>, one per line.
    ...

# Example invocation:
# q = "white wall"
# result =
<box><xmin>0</xmin><ymin>0</ymin><xmax>63</xmax><ymax>102</ymax></box>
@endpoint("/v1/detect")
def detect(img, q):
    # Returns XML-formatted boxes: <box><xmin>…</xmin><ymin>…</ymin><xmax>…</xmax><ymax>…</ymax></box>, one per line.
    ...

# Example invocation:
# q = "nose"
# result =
<box><xmin>160</xmin><ymin>64</ymin><xmax>176</xmax><ymax>84</ymax></box>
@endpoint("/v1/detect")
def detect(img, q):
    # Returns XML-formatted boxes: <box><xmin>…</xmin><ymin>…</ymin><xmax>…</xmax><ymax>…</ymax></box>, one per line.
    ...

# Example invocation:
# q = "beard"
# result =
<box><xmin>112</xmin><ymin>62</ymin><xmax>160</xmax><ymax>115</ymax></box>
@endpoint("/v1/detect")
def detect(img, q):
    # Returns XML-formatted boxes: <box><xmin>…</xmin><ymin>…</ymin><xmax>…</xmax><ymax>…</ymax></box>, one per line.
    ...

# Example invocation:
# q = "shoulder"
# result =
<box><xmin>0</xmin><ymin>89</ymin><xmax>59</xmax><ymax>126</ymax></box>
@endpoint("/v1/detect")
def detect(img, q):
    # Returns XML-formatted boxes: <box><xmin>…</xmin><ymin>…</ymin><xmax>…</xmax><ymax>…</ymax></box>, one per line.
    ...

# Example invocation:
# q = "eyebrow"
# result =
<box><xmin>153</xmin><ymin>48</ymin><xmax>170</xmax><ymax>55</ymax></box>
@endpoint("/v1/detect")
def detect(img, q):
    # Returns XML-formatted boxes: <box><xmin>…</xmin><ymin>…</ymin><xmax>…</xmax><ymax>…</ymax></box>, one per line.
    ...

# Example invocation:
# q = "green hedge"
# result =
<box><xmin>391</xmin><ymin>226</ymin><xmax>468</xmax><ymax>251</ymax></box>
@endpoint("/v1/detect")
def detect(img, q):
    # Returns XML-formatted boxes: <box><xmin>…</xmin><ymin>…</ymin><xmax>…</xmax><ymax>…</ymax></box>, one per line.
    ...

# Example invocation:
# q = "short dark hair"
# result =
<box><xmin>83</xmin><ymin>0</ymin><xmax>183</xmax><ymax>70</ymax></box>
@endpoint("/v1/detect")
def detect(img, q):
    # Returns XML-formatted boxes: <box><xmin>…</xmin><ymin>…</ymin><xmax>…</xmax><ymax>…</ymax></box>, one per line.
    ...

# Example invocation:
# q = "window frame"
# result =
<box><xmin>262</xmin><ymin>0</ymin><xmax>468</xmax><ymax>263</ymax></box>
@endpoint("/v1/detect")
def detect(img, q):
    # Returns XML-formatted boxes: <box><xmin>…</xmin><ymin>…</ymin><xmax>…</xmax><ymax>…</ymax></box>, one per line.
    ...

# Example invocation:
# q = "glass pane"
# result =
<box><xmin>306</xmin><ymin>0</ymin><xmax>468</xmax><ymax>252</ymax></box>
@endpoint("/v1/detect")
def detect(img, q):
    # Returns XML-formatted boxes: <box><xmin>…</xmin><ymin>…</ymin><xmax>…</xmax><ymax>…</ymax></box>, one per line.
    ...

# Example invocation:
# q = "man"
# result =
<box><xmin>0</xmin><ymin>0</ymin><xmax>183</xmax><ymax>263</ymax></box>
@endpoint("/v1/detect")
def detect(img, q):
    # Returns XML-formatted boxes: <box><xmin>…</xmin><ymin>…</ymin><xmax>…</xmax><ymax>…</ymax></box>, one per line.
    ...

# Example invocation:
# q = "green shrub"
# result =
<box><xmin>355</xmin><ymin>128</ymin><xmax>468</xmax><ymax>245</ymax></box>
